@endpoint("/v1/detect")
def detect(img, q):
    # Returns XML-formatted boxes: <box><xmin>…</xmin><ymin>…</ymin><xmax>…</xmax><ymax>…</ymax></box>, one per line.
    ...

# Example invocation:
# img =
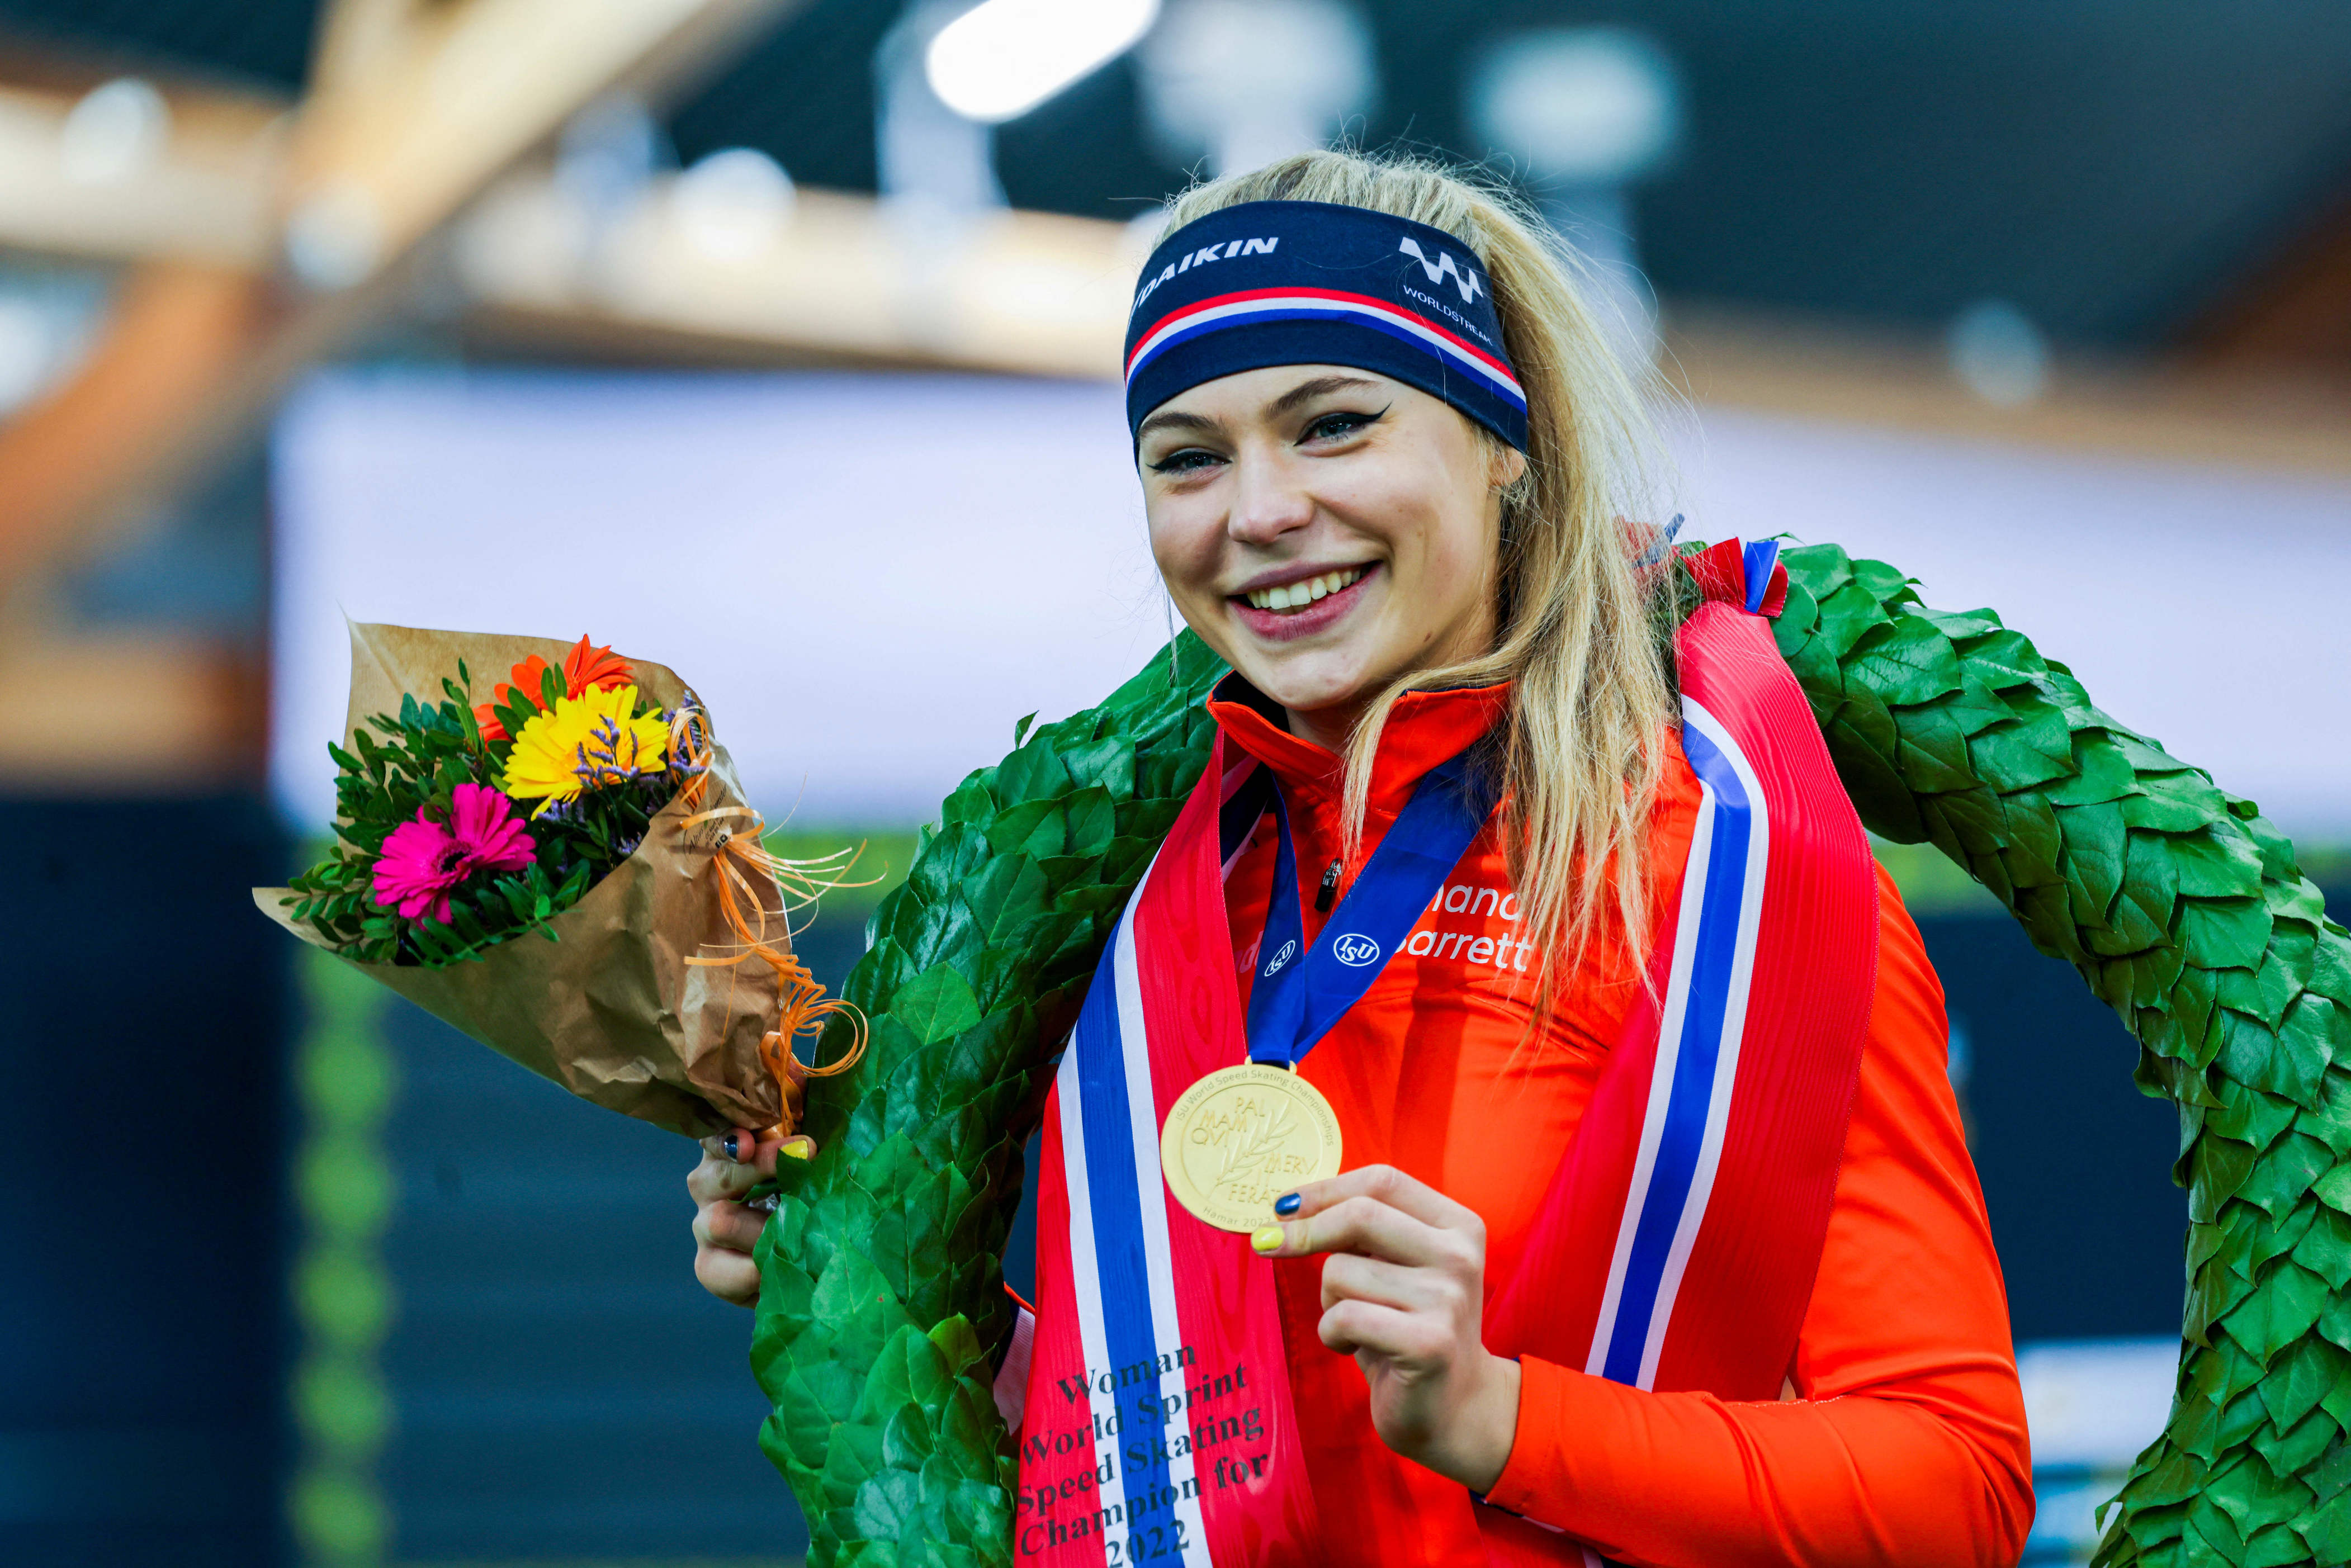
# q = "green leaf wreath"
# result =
<box><xmin>750</xmin><ymin>543</ymin><xmax>2351</xmax><ymax>1568</ymax></box>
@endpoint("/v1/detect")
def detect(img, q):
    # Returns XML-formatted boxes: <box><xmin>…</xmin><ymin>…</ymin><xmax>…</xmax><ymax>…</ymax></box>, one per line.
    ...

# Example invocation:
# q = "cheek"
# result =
<box><xmin>1431</xmin><ymin>509</ymin><xmax>1494</xmax><ymax>585</ymax></box>
<box><xmin>1418</xmin><ymin>466</ymin><xmax>1498</xmax><ymax>583</ymax></box>
<box><xmin>1366</xmin><ymin>472</ymin><xmax>1491</xmax><ymax>592</ymax></box>
<box><xmin>1341</xmin><ymin>428</ymin><xmax>1488</xmax><ymax>558</ymax></box>
<box><xmin>1145</xmin><ymin>501</ymin><xmax>1222</xmax><ymax>603</ymax></box>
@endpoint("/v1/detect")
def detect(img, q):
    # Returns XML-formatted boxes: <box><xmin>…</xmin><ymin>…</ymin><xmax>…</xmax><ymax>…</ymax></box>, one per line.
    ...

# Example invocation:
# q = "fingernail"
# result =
<box><xmin>1273</xmin><ymin>1192</ymin><xmax>1300</xmax><ymax>1216</ymax></box>
<box><xmin>1250</xmin><ymin>1225</ymin><xmax>1285</xmax><ymax>1256</ymax></box>
<box><xmin>722</xmin><ymin>1134</ymin><xmax>740</xmax><ymax>1162</ymax></box>
<box><xmin>779</xmin><ymin>1136</ymin><xmax>816</xmax><ymax>1161</ymax></box>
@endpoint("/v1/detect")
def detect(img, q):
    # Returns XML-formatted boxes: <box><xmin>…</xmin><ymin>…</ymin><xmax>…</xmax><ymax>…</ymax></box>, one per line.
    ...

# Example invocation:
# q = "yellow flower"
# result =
<box><xmin>501</xmin><ymin>683</ymin><xmax>671</xmax><ymax>817</ymax></box>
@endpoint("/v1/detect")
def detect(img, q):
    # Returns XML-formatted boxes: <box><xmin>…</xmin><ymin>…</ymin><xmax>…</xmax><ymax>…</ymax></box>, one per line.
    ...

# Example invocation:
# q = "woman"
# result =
<box><xmin>690</xmin><ymin>150</ymin><xmax>2032</xmax><ymax>1567</ymax></box>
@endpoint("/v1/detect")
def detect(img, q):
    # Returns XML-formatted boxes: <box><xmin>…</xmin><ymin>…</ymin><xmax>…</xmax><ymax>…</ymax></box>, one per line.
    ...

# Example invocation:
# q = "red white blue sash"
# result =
<box><xmin>1014</xmin><ymin>540</ymin><xmax>1877</xmax><ymax>1567</ymax></box>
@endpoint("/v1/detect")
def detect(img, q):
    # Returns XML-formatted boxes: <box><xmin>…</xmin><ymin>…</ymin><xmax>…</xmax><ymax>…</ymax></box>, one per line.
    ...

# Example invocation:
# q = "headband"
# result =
<box><xmin>1123</xmin><ymin>199</ymin><xmax>1529</xmax><ymax>452</ymax></box>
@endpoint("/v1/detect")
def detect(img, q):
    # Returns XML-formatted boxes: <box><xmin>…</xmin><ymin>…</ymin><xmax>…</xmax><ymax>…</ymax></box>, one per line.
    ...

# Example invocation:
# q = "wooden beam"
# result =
<box><xmin>2182</xmin><ymin>190</ymin><xmax>2351</xmax><ymax>378</ymax></box>
<box><xmin>0</xmin><ymin>627</ymin><xmax>265</xmax><ymax>789</ymax></box>
<box><xmin>281</xmin><ymin>0</ymin><xmax>801</xmax><ymax>290</ymax></box>
<box><xmin>457</xmin><ymin>179</ymin><xmax>1144</xmax><ymax>378</ymax></box>
<box><xmin>0</xmin><ymin>79</ymin><xmax>283</xmax><ymax>267</ymax></box>
<box><xmin>307</xmin><ymin>0</ymin><xmax>426</xmax><ymax>105</ymax></box>
<box><xmin>0</xmin><ymin>0</ymin><xmax>805</xmax><ymax>593</ymax></box>
<box><xmin>455</xmin><ymin>177</ymin><xmax>2351</xmax><ymax>479</ymax></box>
<box><xmin>1663</xmin><ymin>308</ymin><xmax>2351</xmax><ymax>480</ymax></box>
<box><xmin>0</xmin><ymin>264</ymin><xmax>290</xmax><ymax>586</ymax></box>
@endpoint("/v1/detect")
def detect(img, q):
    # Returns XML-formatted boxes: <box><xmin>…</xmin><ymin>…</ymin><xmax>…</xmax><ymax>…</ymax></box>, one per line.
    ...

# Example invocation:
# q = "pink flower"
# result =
<box><xmin>371</xmin><ymin>783</ymin><xmax>537</xmax><ymax>923</ymax></box>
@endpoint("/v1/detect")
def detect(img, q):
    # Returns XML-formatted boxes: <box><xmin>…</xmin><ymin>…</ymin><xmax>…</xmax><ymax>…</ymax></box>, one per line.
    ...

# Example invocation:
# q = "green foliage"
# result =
<box><xmin>281</xmin><ymin>668</ymin><xmax>677</xmax><ymax>967</ymax></box>
<box><xmin>749</xmin><ymin>636</ymin><xmax>1223</xmax><ymax>1567</ymax></box>
<box><xmin>758</xmin><ymin>547</ymin><xmax>2351</xmax><ymax>1566</ymax></box>
<box><xmin>1772</xmin><ymin>542</ymin><xmax>2351</xmax><ymax>1568</ymax></box>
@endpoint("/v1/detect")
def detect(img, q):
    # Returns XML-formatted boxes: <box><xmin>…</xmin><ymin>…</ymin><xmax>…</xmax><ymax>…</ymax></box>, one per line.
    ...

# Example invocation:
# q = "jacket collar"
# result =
<box><xmin>1205</xmin><ymin>671</ymin><xmax>1509</xmax><ymax>823</ymax></box>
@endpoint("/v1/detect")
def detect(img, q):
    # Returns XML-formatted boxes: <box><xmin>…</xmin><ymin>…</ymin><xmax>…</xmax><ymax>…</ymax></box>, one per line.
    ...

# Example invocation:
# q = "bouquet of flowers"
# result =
<box><xmin>255</xmin><ymin>621</ymin><xmax>860</xmax><ymax>1139</ymax></box>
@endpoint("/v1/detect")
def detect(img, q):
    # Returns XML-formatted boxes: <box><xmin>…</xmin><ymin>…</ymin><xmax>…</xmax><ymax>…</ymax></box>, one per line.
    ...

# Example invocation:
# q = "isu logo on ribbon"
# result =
<box><xmin>1262</xmin><ymin>940</ymin><xmax>1298</xmax><ymax>977</ymax></box>
<box><xmin>1330</xmin><ymin>934</ymin><xmax>1381</xmax><ymax>967</ymax></box>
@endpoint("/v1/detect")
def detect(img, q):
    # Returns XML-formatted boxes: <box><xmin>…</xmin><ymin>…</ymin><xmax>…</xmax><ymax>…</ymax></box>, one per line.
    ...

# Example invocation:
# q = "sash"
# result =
<box><xmin>1014</xmin><ymin>539</ymin><xmax>1877</xmax><ymax>1567</ymax></box>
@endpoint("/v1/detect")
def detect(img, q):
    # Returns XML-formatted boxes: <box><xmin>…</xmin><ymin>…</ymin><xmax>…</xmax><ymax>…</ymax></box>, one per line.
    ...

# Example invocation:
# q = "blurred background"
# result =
<box><xmin>1</xmin><ymin>1</ymin><xmax>2348</xmax><ymax>1565</ymax></box>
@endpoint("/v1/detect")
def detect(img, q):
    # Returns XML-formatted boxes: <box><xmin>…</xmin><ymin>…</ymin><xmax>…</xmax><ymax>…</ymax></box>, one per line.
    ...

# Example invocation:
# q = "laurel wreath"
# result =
<box><xmin>1214</xmin><ymin>1100</ymin><xmax>1295</xmax><ymax>1190</ymax></box>
<box><xmin>751</xmin><ymin>543</ymin><xmax>2350</xmax><ymax>1568</ymax></box>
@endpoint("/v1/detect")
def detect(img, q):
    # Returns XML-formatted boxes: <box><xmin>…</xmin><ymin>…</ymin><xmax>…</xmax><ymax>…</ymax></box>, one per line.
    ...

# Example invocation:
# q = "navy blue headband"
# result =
<box><xmin>1123</xmin><ymin>199</ymin><xmax>1529</xmax><ymax>452</ymax></box>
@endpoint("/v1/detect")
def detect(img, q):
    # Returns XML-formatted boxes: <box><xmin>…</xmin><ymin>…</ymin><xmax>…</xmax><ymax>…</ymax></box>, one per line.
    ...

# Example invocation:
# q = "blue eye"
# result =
<box><xmin>1303</xmin><ymin>408</ymin><xmax>1385</xmax><ymax>443</ymax></box>
<box><xmin>1148</xmin><ymin>447</ymin><xmax>1223</xmax><ymax>475</ymax></box>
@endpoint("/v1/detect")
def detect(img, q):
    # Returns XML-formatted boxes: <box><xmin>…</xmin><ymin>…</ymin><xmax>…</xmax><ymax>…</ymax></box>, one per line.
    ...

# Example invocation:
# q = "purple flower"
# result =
<box><xmin>371</xmin><ymin>783</ymin><xmax>537</xmax><ymax>923</ymax></box>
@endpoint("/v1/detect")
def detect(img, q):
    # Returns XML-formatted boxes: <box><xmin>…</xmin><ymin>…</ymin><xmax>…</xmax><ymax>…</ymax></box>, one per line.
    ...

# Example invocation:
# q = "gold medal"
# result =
<box><xmin>1160</xmin><ymin>1063</ymin><xmax>1342</xmax><ymax>1232</ymax></box>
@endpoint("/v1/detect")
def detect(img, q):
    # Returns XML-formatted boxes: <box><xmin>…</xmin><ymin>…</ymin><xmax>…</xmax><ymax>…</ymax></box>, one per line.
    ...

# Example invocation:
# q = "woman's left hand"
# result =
<box><xmin>1252</xmin><ymin>1164</ymin><xmax>1521</xmax><ymax>1491</ymax></box>
<box><xmin>688</xmin><ymin>1128</ymin><xmax>793</xmax><ymax>1308</ymax></box>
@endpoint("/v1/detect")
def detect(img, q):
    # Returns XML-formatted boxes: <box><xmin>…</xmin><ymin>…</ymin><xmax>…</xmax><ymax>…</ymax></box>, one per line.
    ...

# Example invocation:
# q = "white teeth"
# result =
<box><xmin>1243</xmin><ymin>566</ymin><xmax>1365</xmax><ymax>612</ymax></box>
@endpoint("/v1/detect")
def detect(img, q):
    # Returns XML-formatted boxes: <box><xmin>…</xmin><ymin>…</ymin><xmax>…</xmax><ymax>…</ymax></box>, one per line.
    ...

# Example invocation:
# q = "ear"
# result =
<box><xmin>1488</xmin><ymin>442</ymin><xmax>1528</xmax><ymax>491</ymax></box>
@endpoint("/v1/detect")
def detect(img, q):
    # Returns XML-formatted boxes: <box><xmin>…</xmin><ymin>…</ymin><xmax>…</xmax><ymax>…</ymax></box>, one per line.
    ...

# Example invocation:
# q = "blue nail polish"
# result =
<box><xmin>1274</xmin><ymin>1192</ymin><xmax>1300</xmax><ymax>1216</ymax></box>
<box><xmin>723</xmin><ymin>1134</ymin><xmax>741</xmax><ymax>1162</ymax></box>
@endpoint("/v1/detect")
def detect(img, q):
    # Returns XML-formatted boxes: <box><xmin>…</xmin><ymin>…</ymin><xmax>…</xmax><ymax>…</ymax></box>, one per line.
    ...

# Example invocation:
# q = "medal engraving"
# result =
<box><xmin>1160</xmin><ymin>1064</ymin><xmax>1342</xmax><ymax>1232</ymax></box>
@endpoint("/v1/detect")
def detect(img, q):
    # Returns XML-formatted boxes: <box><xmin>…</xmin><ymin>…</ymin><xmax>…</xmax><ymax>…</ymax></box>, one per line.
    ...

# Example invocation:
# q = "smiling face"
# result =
<box><xmin>1138</xmin><ymin>364</ymin><xmax>1523</xmax><ymax>750</ymax></box>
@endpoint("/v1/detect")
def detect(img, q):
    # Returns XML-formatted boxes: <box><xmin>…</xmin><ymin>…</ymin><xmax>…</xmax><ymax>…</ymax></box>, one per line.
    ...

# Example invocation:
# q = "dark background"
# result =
<box><xmin>0</xmin><ymin>798</ymin><xmax>293</xmax><ymax>1565</ymax></box>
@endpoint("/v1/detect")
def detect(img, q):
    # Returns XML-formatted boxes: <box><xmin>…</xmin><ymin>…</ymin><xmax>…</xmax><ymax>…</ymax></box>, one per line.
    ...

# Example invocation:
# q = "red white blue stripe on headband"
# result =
<box><xmin>1125</xmin><ymin>287</ymin><xmax>1528</xmax><ymax>413</ymax></box>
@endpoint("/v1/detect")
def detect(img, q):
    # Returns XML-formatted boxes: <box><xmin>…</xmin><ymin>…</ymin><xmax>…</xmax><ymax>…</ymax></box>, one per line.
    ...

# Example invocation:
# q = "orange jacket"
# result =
<box><xmin>1210</xmin><ymin>680</ymin><xmax>2034</xmax><ymax>1568</ymax></box>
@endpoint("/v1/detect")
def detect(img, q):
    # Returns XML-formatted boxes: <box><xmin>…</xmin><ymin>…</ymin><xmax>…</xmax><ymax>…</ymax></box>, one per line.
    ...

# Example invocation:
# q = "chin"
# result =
<box><xmin>1234</xmin><ymin>650</ymin><xmax>1381</xmax><ymax>717</ymax></box>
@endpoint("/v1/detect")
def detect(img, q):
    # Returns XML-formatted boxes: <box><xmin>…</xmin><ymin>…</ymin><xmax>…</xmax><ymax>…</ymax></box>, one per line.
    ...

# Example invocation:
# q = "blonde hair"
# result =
<box><xmin>1160</xmin><ymin>149</ymin><xmax>1681</xmax><ymax>1001</ymax></box>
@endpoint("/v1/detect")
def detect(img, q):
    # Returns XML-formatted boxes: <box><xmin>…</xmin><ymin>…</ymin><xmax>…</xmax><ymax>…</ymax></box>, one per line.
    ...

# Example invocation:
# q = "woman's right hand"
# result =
<box><xmin>689</xmin><ymin>1128</ymin><xmax>793</xmax><ymax>1308</ymax></box>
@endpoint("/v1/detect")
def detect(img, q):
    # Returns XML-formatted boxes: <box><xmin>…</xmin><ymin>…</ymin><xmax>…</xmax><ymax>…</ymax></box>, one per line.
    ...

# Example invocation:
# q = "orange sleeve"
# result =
<box><xmin>1482</xmin><ymin>864</ymin><xmax>2036</xmax><ymax>1567</ymax></box>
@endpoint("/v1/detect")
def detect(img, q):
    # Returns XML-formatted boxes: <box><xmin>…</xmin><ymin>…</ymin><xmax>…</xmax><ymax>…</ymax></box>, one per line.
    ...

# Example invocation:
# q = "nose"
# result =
<box><xmin>1226</xmin><ymin>449</ymin><xmax>1315</xmax><ymax>547</ymax></box>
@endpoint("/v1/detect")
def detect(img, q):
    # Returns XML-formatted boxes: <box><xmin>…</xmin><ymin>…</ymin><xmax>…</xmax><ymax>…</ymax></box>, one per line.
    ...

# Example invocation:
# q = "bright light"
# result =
<box><xmin>669</xmin><ymin>148</ymin><xmax>796</xmax><ymax>264</ymax></box>
<box><xmin>284</xmin><ymin>180</ymin><xmax>383</xmax><ymax>291</ymax></box>
<box><xmin>1948</xmin><ymin>300</ymin><xmax>2050</xmax><ymax>408</ymax></box>
<box><xmin>1136</xmin><ymin>0</ymin><xmax>1375</xmax><ymax>175</ymax></box>
<box><xmin>926</xmin><ymin>0</ymin><xmax>1160</xmax><ymax>124</ymax></box>
<box><xmin>1469</xmin><ymin>29</ymin><xmax>1679</xmax><ymax>186</ymax></box>
<box><xmin>58</xmin><ymin>77</ymin><xmax>169</xmax><ymax>186</ymax></box>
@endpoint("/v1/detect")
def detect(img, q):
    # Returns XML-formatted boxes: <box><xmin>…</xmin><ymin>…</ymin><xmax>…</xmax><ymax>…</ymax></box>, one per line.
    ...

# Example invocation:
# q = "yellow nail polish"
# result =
<box><xmin>780</xmin><ymin>1136</ymin><xmax>816</xmax><ymax>1160</ymax></box>
<box><xmin>1250</xmin><ymin>1225</ymin><xmax>1285</xmax><ymax>1256</ymax></box>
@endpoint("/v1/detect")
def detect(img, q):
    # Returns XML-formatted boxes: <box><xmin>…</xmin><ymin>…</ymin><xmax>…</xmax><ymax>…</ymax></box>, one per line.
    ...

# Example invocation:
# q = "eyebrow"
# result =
<box><xmin>1136</xmin><ymin>374</ymin><xmax>1384</xmax><ymax>443</ymax></box>
<box><xmin>1265</xmin><ymin>374</ymin><xmax>1382</xmax><ymax>418</ymax></box>
<box><xmin>1136</xmin><ymin>407</ymin><xmax>1219</xmax><ymax>440</ymax></box>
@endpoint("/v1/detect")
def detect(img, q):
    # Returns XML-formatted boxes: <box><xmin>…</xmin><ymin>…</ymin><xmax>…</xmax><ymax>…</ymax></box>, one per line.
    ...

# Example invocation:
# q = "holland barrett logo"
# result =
<box><xmin>1331</xmin><ymin>933</ymin><xmax>1381</xmax><ymax>967</ymax></box>
<box><xmin>1262</xmin><ymin>939</ymin><xmax>1299</xmax><ymax>977</ymax></box>
<box><xmin>1398</xmin><ymin>236</ymin><xmax>1485</xmax><ymax>305</ymax></box>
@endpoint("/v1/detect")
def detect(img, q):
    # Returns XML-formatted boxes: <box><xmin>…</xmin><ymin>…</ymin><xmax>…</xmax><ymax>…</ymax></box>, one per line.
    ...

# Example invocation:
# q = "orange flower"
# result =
<box><xmin>563</xmin><ymin>636</ymin><xmax>635</xmax><ymax>693</ymax></box>
<box><xmin>475</xmin><ymin>636</ymin><xmax>636</xmax><ymax>742</ymax></box>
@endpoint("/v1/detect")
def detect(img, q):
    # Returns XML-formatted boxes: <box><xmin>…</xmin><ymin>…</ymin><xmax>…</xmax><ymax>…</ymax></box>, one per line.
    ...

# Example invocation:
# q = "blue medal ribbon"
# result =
<box><xmin>1242</xmin><ymin>746</ymin><xmax>1494</xmax><ymax>1067</ymax></box>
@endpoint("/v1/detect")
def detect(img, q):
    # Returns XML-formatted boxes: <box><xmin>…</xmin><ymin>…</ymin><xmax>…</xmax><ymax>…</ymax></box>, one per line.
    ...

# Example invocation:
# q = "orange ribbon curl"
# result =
<box><xmin>674</xmin><ymin>705</ymin><xmax>871</xmax><ymax>1147</ymax></box>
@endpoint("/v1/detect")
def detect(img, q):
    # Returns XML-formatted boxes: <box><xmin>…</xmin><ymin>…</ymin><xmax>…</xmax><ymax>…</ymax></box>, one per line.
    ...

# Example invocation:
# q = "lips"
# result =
<box><xmin>1241</xmin><ymin>565</ymin><xmax>1366</xmax><ymax>612</ymax></box>
<box><xmin>1228</xmin><ymin>562</ymin><xmax>1378</xmax><ymax>642</ymax></box>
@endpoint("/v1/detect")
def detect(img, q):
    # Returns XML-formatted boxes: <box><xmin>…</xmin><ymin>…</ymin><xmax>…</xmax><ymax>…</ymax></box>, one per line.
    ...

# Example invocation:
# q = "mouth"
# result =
<box><xmin>1228</xmin><ymin>563</ymin><xmax>1376</xmax><ymax>642</ymax></box>
<box><xmin>1238</xmin><ymin>565</ymin><xmax>1368</xmax><ymax>613</ymax></box>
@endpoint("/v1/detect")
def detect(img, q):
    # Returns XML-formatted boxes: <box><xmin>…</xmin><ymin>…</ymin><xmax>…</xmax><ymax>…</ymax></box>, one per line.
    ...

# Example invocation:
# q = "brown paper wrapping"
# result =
<box><xmin>254</xmin><ymin>622</ymin><xmax>788</xmax><ymax>1139</ymax></box>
